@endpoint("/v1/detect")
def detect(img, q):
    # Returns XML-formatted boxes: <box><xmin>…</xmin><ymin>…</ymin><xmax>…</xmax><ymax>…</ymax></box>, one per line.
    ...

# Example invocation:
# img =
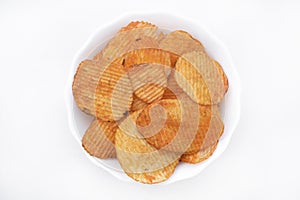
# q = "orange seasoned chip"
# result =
<box><xmin>82</xmin><ymin>118</ymin><xmax>117</xmax><ymax>159</ymax></box>
<box><xmin>123</xmin><ymin>48</ymin><xmax>171</xmax><ymax>68</ymax></box>
<box><xmin>131</xmin><ymin>95</ymin><xmax>149</xmax><ymax>112</ymax></box>
<box><xmin>180</xmin><ymin>141</ymin><xmax>218</xmax><ymax>164</ymax></box>
<box><xmin>159</xmin><ymin>30</ymin><xmax>204</xmax><ymax>66</ymax></box>
<box><xmin>128</xmin><ymin>63</ymin><xmax>167</xmax><ymax>103</ymax></box>
<box><xmin>126</xmin><ymin>159</ymin><xmax>179</xmax><ymax>184</ymax></box>
<box><xmin>115</xmin><ymin>111</ymin><xmax>180</xmax><ymax>184</ymax></box>
<box><xmin>72</xmin><ymin>59</ymin><xmax>106</xmax><ymax>116</ymax></box>
<box><xmin>118</xmin><ymin>21</ymin><xmax>157</xmax><ymax>32</ymax></box>
<box><xmin>124</xmin><ymin>48</ymin><xmax>171</xmax><ymax>103</ymax></box>
<box><xmin>136</xmin><ymin>98</ymin><xmax>202</xmax><ymax>153</ymax></box>
<box><xmin>94</xmin><ymin>57</ymin><xmax>133</xmax><ymax>121</ymax></box>
<box><xmin>136</xmin><ymin>97</ymin><xmax>223</xmax><ymax>154</ymax></box>
<box><xmin>93</xmin><ymin>22</ymin><xmax>159</xmax><ymax>62</ymax></box>
<box><xmin>175</xmin><ymin>51</ymin><xmax>227</xmax><ymax>105</ymax></box>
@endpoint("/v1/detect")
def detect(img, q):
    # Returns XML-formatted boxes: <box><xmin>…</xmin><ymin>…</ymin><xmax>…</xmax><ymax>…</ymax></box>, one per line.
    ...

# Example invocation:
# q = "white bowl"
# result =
<box><xmin>65</xmin><ymin>12</ymin><xmax>241</xmax><ymax>185</ymax></box>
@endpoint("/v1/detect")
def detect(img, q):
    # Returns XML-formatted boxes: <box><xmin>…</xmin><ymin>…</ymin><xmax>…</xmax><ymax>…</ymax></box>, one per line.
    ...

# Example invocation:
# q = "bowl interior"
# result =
<box><xmin>66</xmin><ymin>13</ymin><xmax>240</xmax><ymax>184</ymax></box>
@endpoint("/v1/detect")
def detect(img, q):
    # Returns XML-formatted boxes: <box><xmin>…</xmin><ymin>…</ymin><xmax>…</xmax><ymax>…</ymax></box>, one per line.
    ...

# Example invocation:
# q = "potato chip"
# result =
<box><xmin>159</xmin><ymin>30</ymin><xmax>204</xmax><ymax>66</ymax></box>
<box><xmin>214</xmin><ymin>60</ymin><xmax>229</xmax><ymax>93</ymax></box>
<box><xmin>82</xmin><ymin>118</ymin><xmax>117</xmax><ymax>159</ymax></box>
<box><xmin>72</xmin><ymin>59</ymin><xmax>106</xmax><ymax>116</ymax></box>
<box><xmin>131</xmin><ymin>95</ymin><xmax>149</xmax><ymax>112</ymax></box>
<box><xmin>185</xmin><ymin>105</ymin><xmax>224</xmax><ymax>154</ymax></box>
<box><xmin>118</xmin><ymin>21</ymin><xmax>157</xmax><ymax>33</ymax></box>
<box><xmin>126</xmin><ymin>159</ymin><xmax>179</xmax><ymax>184</ymax></box>
<box><xmin>175</xmin><ymin>51</ymin><xmax>227</xmax><ymax>105</ymax></box>
<box><xmin>115</xmin><ymin>111</ymin><xmax>180</xmax><ymax>183</ymax></box>
<box><xmin>94</xmin><ymin>57</ymin><xmax>133</xmax><ymax>121</ymax></box>
<box><xmin>180</xmin><ymin>141</ymin><xmax>218</xmax><ymax>164</ymax></box>
<box><xmin>136</xmin><ymin>97</ymin><xmax>223</xmax><ymax>154</ymax></box>
<box><xmin>128</xmin><ymin>63</ymin><xmax>167</xmax><ymax>103</ymax></box>
<box><xmin>124</xmin><ymin>48</ymin><xmax>171</xmax><ymax>103</ymax></box>
<box><xmin>93</xmin><ymin>22</ymin><xmax>159</xmax><ymax>62</ymax></box>
<box><xmin>136</xmin><ymin>98</ymin><xmax>203</xmax><ymax>153</ymax></box>
<box><xmin>155</xmin><ymin>31</ymin><xmax>165</xmax><ymax>43</ymax></box>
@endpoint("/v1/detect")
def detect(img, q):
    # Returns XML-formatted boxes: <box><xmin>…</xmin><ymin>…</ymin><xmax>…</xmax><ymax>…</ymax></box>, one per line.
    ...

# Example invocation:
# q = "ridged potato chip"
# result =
<box><xmin>93</xmin><ymin>21</ymin><xmax>159</xmax><ymax>62</ymax></box>
<box><xmin>72</xmin><ymin>59</ymin><xmax>106</xmax><ymax>116</ymax></box>
<box><xmin>128</xmin><ymin>63</ymin><xmax>167</xmax><ymax>103</ymax></box>
<box><xmin>175</xmin><ymin>51</ymin><xmax>227</xmax><ymax>105</ymax></box>
<box><xmin>115</xmin><ymin>111</ymin><xmax>180</xmax><ymax>184</ymax></box>
<box><xmin>124</xmin><ymin>48</ymin><xmax>171</xmax><ymax>103</ymax></box>
<box><xmin>94</xmin><ymin>58</ymin><xmax>133</xmax><ymax>121</ymax></box>
<box><xmin>180</xmin><ymin>141</ymin><xmax>218</xmax><ymax>164</ymax></box>
<box><xmin>82</xmin><ymin>118</ymin><xmax>117</xmax><ymax>159</ymax></box>
<box><xmin>159</xmin><ymin>30</ymin><xmax>204</xmax><ymax>66</ymax></box>
<box><xmin>131</xmin><ymin>95</ymin><xmax>149</xmax><ymax>112</ymax></box>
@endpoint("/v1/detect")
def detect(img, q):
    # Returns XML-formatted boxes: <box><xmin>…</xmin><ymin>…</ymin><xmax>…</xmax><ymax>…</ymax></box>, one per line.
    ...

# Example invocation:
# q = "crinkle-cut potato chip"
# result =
<box><xmin>136</xmin><ymin>97</ymin><xmax>223</xmax><ymax>154</ymax></box>
<box><xmin>72</xmin><ymin>59</ymin><xmax>107</xmax><ymax>116</ymax></box>
<box><xmin>115</xmin><ymin>111</ymin><xmax>180</xmax><ymax>183</ymax></box>
<box><xmin>82</xmin><ymin>118</ymin><xmax>117</xmax><ymax>159</ymax></box>
<box><xmin>175</xmin><ymin>51</ymin><xmax>227</xmax><ymax>105</ymax></box>
<box><xmin>126</xmin><ymin>159</ymin><xmax>179</xmax><ymax>184</ymax></box>
<box><xmin>136</xmin><ymin>98</ymin><xmax>206</xmax><ymax>153</ymax></box>
<box><xmin>180</xmin><ymin>141</ymin><xmax>218</xmax><ymax>164</ymax></box>
<box><xmin>159</xmin><ymin>30</ymin><xmax>204</xmax><ymax>66</ymax></box>
<box><xmin>128</xmin><ymin>63</ymin><xmax>167</xmax><ymax>103</ymax></box>
<box><xmin>214</xmin><ymin>60</ymin><xmax>229</xmax><ymax>94</ymax></box>
<box><xmin>93</xmin><ymin>21</ymin><xmax>159</xmax><ymax>62</ymax></box>
<box><xmin>131</xmin><ymin>95</ymin><xmax>149</xmax><ymax>112</ymax></box>
<box><xmin>94</xmin><ymin>57</ymin><xmax>133</xmax><ymax>122</ymax></box>
<box><xmin>185</xmin><ymin>105</ymin><xmax>224</xmax><ymax>154</ymax></box>
<box><xmin>118</xmin><ymin>21</ymin><xmax>156</xmax><ymax>32</ymax></box>
<box><xmin>123</xmin><ymin>48</ymin><xmax>171</xmax><ymax>69</ymax></box>
<box><xmin>162</xmin><ymin>70</ymin><xmax>188</xmax><ymax>100</ymax></box>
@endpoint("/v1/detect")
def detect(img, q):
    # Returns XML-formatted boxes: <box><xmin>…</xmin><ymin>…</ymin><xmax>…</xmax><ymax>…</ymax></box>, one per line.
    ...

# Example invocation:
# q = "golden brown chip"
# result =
<box><xmin>93</xmin><ymin>22</ymin><xmax>159</xmax><ymax>62</ymax></box>
<box><xmin>82</xmin><ymin>119</ymin><xmax>117</xmax><ymax>159</ymax></box>
<box><xmin>175</xmin><ymin>51</ymin><xmax>227</xmax><ymax>105</ymax></box>
<box><xmin>123</xmin><ymin>48</ymin><xmax>171</xmax><ymax>68</ymax></box>
<box><xmin>131</xmin><ymin>95</ymin><xmax>149</xmax><ymax>112</ymax></box>
<box><xmin>94</xmin><ymin>57</ymin><xmax>133</xmax><ymax>121</ymax></box>
<box><xmin>136</xmin><ymin>97</ymin><xmax>223</xmax><ymax>154</ymax></box>
<box><xmin>136</xmin><ymin>98</ymin><xmax>202</xmax><ymax>153</ymax></box>
<box><xmin>118</xmin><ymin>21</ymin><xmax>156</xmax><ymax>32</ymax></box>
<box><xmin>72</xmin><ymin>59</ymin><xmax>106</xmax><ymax>116</ymax></box>
<box><xmin>115</xmin><ymin>111</ymin><xmax>180</xmax><ymax>183</ymax></box>
<box><xmin>128</xmin><ymin>63</ymin><xmax>167</xmax><ymax>103</ymax></box>
<box><xmin>124</xmin><ymin>48</ymin><xmax>171</xmax><ymax>103</ymax></box>
<box><xmin>180</xmin><ymin>141</ymin><xmax>218</xmax><ymax>164</ymax></box>
<box><xmin>126</xmin><ymin>159</ymin><xmax>179</xmax><ymax>184</ymax></box>
<box><xmin>214</xmin><ymin>60</ymin><xmax>229</xmax><ymax>93</ymax></box>
<box><xmin>159</xmin><ymin>30</ymin><xmax>204</xmax><ymax>66</ymax></box>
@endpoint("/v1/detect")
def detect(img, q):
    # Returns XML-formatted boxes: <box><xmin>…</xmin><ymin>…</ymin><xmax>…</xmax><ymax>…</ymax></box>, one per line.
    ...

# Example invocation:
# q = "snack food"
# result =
<box><xmin>72</xmin><ymin>21</ymin><xmax>228</xmax><ymax>184</ymax></box>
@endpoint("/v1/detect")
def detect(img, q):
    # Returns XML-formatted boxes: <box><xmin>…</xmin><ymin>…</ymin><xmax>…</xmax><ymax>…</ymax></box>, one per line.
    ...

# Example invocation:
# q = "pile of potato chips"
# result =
<box><xmin>72</xmin><ymin>21</ymin><xmax>228</xmax><ymax>184</ymax></box>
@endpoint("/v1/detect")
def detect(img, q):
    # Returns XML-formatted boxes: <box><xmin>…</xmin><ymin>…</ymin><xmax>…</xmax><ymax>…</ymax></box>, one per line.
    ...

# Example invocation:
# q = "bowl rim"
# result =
<box><xmin>65</xmin><ymin>11</ymin><xmax>241</xmax><ymax>185</ymax></box>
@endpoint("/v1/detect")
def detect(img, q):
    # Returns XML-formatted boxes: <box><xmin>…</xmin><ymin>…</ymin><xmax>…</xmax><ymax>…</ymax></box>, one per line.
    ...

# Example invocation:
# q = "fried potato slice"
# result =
<box><xmin>175</xmin><ymin>51</ymin><xmax>227</xmax><ymax>105</ymax></box>
<box><xmin>115</xmin><ymin>111</ymin><xmax>180</xmax><ymax>184</ymax></box>
<box><xmin>131</xmin><ymin>95</ymin><xmax>149</xmax><ymax>112</ymax></box>
<box><xmin>82</xmin><ymin>118</ymin><xmax>117</xmax><ymax>159</ymax></box>
<box><xmin>180</xmin><ymin>141</ymin><xmax>218</xmax><ymax>164</ymax></box>
<box><xmin>94</xmin><ymin>57</ymin><xmax>133</xmax><ymax>121</ymax></box>
<box><xmin>159</xmin><ymin>30</ymin><xmax>204</xmax><ymax>66</ymax></box>
<box><xmin>136</xmin><ymin>95</ymin><xmax>223</xmax><ymax>154</ymax></box>
<box><xmin>126</xmin><ymin>159</ymin><xmax>179</xmax><ymax>184</ymax></box>
<box><xmin>72</xmin><ymin>59</ymin><xmax>106</xmax><ymax>116</ymax></box>
<box><xmin>128</xmin><ymin>63</ymin><xmax>167</xmax><ymax>103</ymax></box>
<box><xmin>214</xmin><ymin>60</ymin><xmax>229</xmax><ymax>93</ymax></box>
<box><xmin>124</xmin><ymin>48</ymin><xmax>171</xmax><ymax>103</ymax></box>
<box><xmin>136</xmin><ymin>98</ymin><xmax>203</xmax><ymax>153</ymax></box>
<box><xmin>93</xmin><ymin>21</ymin><xmax>159</xmax><ymax>62</ymax></box>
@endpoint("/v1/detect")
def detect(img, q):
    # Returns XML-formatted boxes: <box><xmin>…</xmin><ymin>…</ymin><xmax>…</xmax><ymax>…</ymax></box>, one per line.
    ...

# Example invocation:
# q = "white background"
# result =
<box><xmin>1</xmin><ymin>0</ymin><xmax>300</xmax><ymax>199</ymax></box>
